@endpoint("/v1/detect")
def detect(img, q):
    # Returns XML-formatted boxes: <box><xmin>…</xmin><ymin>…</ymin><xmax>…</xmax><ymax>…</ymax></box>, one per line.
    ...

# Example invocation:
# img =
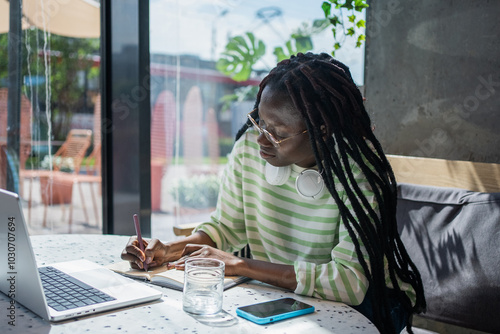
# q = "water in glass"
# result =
<box><xmin>182</xmin><ymin>258</ymin><xmax>225</xmax><ymax>315</ymax></box>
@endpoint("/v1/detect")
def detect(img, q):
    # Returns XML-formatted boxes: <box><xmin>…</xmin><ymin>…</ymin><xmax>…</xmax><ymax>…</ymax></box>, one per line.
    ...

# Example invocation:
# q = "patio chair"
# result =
<box><xmin>72</xmin><ymin>143</ymin><xmax>101</xmax><ymax>226</ymax></box>
<box><xmin>21</xmin><ymin>129</ymin><xmax>92</xmax><ymax>230</ymax></box>
<box><xmin>71</xmin><ymin>94</ymin><xmax>102</xmax><ymax>227</ymax></box>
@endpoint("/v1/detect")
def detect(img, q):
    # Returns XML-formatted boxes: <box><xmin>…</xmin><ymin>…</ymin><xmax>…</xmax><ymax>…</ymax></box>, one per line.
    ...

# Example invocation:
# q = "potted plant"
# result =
<box><xmin>170</xmin><ymin>174</ymin><xmax>220</xmax><ymax>216</ymax></box>
<box><xmin>38</xmin><ymin>155</ymin><xmax>75</xmax><ymax>205</ymax></box>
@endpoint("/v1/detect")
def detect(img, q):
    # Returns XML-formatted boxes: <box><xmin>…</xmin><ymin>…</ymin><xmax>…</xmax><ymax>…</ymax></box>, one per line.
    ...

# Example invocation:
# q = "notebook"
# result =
<box><xmin>0</xmin><ymin>188</ymin><xmax>162</xmax><ymax>322</ymax></box>
<box><xmin>107</xmin><ymin>261</ymin><xmax>251</xmax><ymax>291</ymax></box>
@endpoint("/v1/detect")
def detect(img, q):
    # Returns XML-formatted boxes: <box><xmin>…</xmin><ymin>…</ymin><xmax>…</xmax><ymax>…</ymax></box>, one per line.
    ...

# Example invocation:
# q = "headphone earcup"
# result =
<box><xmin>295</xmin><ymin>169</ymin><xmax>325</xmax><ymax>200</ymax></box>
<box><xmin>265</xmin><ymin>163</ymin><xmax>325</xmax><ymax>200</ymax></box>
<box><xmin>265</xmin><ymin>163</ymin><xmax>291</xmax><ymax>186</ymax></box>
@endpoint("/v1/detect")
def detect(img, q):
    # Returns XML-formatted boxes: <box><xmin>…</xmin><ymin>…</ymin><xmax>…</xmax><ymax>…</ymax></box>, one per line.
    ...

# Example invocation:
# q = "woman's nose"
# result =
<box><xmin>256</xmin><ymin>132</ymin><xmax>273</xmax><ymax>147</ymax></box>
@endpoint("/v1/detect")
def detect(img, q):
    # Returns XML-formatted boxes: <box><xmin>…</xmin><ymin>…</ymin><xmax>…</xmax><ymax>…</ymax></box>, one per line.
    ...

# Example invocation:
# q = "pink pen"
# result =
<box><xmin>133</xmin><ymin>214</ymin><xmax>148</xmax><ymax>271</ymax></box>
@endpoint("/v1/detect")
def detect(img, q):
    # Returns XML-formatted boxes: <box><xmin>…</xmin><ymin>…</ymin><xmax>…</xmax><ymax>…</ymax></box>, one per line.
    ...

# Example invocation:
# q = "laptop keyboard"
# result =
<box><xmin>39</xmin><ymin>266</ymin><xmax>116</xmax><ymax>311</ymax></box>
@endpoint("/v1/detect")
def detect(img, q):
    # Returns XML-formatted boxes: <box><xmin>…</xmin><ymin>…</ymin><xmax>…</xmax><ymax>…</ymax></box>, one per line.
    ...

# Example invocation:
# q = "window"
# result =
<box><xmin>148</xmin><ymin>0</ymin><xmax>365</xmax><ymax>240</ymax></box>
<box><xmin>0</xmin><ymin>1</ymin><xmax>102</xmax><ymax>234</ymax></box>
<box><xmin>0</xmin><ymin>1</ymin><xmax>364</xmax><ymax>237</ymax></box>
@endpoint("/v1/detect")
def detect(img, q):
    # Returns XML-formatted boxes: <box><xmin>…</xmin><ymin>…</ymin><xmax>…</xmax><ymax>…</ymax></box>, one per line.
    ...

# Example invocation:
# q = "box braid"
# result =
<box><xmin>236</xmin><ymin>52</ymin><xmax>426</xmax><ymax>334</ymax></box>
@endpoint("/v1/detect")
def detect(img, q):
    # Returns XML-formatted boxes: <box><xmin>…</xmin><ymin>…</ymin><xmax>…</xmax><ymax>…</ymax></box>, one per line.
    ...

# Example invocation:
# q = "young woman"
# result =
<box><xmin>122</xmin><ymin>52</ymin><xmax>426</xmax><ymax>334</ymax></box>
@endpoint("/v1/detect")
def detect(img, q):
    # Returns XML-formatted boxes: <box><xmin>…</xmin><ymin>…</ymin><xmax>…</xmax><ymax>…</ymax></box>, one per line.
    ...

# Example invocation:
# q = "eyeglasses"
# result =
<box><xmin>247</xmin><ymin>109</ymin><xmax>308</xmax><ymax>148</ymax></box>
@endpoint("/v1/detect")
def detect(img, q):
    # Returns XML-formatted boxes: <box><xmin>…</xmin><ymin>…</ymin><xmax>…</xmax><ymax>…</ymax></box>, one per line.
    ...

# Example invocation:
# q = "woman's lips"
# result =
<box><xmin>259</xmin><ymin>148</ymin><xmax>275</xmax><ymax>159</ymax></box>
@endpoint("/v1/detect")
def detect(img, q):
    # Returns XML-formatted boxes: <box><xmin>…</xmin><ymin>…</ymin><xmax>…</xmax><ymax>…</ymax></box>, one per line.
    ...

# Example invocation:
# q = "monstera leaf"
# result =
<box><xmin>216</xmin><ymin>32</ymin><xmax>266</xmax><ymax>82</ymax></box>
<box><xmin>273</xmin><ymin>19</ymin><xmax>327</xmax><ymax>62</ymax></box>
<box><xmin>273</xmin><ymin>36</ymin><xmax>313</xmax><ymax>62</ymax></box>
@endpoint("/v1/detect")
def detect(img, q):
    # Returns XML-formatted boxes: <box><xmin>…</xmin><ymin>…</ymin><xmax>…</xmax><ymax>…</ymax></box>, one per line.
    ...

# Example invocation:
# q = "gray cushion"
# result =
<box><xmin>396</xmin><ymin>183</ymin><xmax>500</xmax><ymax>333</ymax></box>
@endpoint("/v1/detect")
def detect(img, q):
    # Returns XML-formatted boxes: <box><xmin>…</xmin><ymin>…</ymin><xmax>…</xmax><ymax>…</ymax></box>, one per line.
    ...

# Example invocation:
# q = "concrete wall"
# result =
<box><xmin>364</xmin><ymin>0</ymin><xmax>500</xmax><ymax>163</ymax></box>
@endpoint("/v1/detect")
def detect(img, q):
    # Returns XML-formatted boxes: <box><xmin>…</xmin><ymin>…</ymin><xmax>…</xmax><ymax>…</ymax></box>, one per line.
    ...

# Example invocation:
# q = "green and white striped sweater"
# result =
<box><xmin>195</xmin><ymin>130</ymin><xmax>416</xmax><ymax>306</ymax></box>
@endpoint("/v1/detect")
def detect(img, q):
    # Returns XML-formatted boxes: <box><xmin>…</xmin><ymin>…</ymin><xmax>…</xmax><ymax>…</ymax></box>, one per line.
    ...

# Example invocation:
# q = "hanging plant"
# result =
<box><xmin>321</xmin><ymin>0</ymin><xmax>368</xmax><ymax>55</ymax></box>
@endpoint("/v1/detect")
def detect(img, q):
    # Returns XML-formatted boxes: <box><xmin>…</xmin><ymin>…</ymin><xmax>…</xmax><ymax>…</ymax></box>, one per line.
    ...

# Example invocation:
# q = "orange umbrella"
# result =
<box><xmin>0</xmin><ymin>0</ymin><xmax>30</xmax><ymax>33</ymax></box>
<box><xmin>0</xmin><ymin>0</ymin><xmax>100</xmax><ymax>38</ymax></box>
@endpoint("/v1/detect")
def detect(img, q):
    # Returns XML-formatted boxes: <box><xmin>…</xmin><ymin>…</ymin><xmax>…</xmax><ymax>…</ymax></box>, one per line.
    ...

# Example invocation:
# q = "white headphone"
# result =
<box><xmin>265</xmin><ymin>163</ymin><xmax>325</xmax><ymax>200</ymax></box>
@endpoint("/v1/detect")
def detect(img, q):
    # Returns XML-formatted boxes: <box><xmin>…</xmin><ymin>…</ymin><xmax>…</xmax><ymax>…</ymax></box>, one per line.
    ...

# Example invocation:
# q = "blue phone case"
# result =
<box><xmin>236</xmin><ymin>298</ymin><xmax>315</xmax><ymax>325</ymax></box>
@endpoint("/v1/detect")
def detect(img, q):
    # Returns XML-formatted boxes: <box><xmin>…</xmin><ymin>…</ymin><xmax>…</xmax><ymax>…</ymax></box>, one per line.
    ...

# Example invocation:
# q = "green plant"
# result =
<box><xmin>170</xmin><ymin>174</ymin><xmax>220</xmax><ymax>209</ymax></box>
<box><xmin>216</xmin><ymin>22</ymin><xmax>325</xmax><ymax>83</ymax></box>
<box><xmin>321</xmin><ymin>0</ymin><xmax>368</xmax><ymax>55</ymax></box>
<box><xmin>0</xmin><ymin>30</ymin><xmax>100</xmax><ymax>141</ymax></box>
<box><xmin>274</xmin><ymin>19</ymin><xmax>330</xmax><ymax>62</ymax></box>
<box><xmin>40</xmin><ymin>155</ymin><xmax>74</xmax><ymax>172</ymax></box>
<box><xmin>219</xmin><ymin>85</ymin><xmax>259</xmax><ymax>112</ymax></box>
<box><xmin>216</xmin><ymin>2</ymin><xmax>368</xmax><ymax>82</ymax></box>
<box><xmin>216</xmin><ymin>32</ymin><xmax>266</xmax><ymax>82</ymax></box>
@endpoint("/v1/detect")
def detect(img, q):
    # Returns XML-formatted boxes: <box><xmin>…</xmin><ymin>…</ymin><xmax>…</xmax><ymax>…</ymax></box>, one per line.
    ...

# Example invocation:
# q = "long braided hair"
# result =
<box><xmin>236</xmin><ymin>52</ymin><xmax>426</xmax><ymax>334</ymax></box>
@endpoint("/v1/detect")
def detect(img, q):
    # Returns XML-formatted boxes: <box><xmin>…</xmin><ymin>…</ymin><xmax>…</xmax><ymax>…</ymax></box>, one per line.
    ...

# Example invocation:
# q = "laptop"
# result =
<box><xmin>0</xmin><ymin>188</ymin><xmax>162</xmax><ymax>322</ymax></box>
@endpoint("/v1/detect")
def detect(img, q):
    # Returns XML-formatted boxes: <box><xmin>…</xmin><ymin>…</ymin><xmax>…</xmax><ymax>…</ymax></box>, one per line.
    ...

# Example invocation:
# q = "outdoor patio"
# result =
<box><xmin>21</xmin><ymin>178</ymin><xmax>103</xmax><ymax>235</ymax></box>
<box><xmin>21</xmin><ymin>164</ymin><xmax>217</xmax><ymax>243</ymax></box>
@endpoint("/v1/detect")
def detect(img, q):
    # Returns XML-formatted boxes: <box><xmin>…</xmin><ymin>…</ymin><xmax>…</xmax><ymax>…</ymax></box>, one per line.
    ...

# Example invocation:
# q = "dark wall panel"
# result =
<box><xmin>102</xmin><ymin>0</ymin><xmax>151</xmax><ymax>235</ymax></box>
<box><xmin>364</xmin><ymin>0</ymin><xmax>500</xmax><ymax>163</ymax></box>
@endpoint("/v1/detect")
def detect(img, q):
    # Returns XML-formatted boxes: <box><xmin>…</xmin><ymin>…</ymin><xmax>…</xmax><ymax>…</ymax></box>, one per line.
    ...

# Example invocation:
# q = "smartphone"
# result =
<box><xmin>236</xmin><ymin>297</ymin><xmax>315</xmax><ymax>325</ymax></box>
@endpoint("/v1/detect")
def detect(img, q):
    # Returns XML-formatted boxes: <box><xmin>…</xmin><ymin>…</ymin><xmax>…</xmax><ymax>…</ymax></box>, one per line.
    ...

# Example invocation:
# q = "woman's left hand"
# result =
<box><xmin>170</xmin><ymin>244</ymin><xmax>244</xmax><ymax>276</ymax></box>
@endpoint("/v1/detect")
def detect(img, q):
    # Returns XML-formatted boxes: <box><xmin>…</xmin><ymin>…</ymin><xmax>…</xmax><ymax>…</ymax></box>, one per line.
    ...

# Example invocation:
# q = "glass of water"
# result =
<box><xmin>182</xmin><ymin>258</ymin><xmax>225</xmax><ymax>315</ymax></box>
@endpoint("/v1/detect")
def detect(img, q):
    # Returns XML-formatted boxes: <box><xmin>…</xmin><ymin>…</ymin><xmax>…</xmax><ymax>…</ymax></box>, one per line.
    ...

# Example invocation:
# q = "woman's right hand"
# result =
<box><xmin>121</xmin><ymin>236</ymin><xmax>172</xmax><ymax>269</ymax></box>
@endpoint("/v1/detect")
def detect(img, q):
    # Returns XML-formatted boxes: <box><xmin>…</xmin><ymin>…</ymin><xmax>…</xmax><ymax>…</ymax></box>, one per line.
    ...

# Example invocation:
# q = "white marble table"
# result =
<box><xmin>0</xmin><ymin>234</ymin><xmax>378</xmax><ymax>333</ymax></box>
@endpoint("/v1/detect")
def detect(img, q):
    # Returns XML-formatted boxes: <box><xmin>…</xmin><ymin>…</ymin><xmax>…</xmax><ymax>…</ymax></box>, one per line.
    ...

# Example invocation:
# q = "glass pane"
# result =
<box><xmin>0</xmin><ymin>1</ymin><xmax>102</xmax><ymax>234</ymax></box>
<box><xmin>149</xmin><ymin>0</ymin><xmax>365</xmax><ymax>240</ymax></box>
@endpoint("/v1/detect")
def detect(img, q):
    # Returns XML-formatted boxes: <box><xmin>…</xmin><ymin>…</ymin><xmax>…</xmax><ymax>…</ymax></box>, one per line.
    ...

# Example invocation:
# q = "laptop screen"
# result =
<box><xmin>0</xmin><ymin>188</ymin><xmax>51</xmax><ymax>320</ymax></box>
